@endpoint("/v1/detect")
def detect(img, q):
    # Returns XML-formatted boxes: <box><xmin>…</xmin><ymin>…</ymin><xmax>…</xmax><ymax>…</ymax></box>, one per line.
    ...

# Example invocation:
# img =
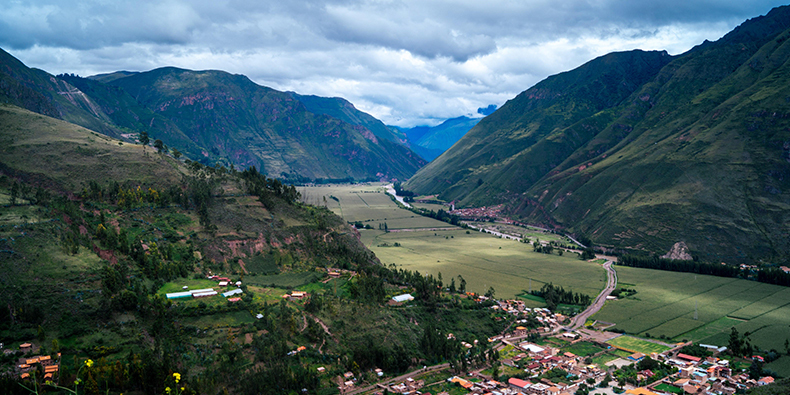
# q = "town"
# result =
<box><xmin>338</xmin><ymin>298</ymin><xmax>776</xmax><ymax>395</ymax></box>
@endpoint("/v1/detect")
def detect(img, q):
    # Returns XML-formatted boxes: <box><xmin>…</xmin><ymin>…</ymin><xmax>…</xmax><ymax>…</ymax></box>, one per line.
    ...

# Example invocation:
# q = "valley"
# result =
<box><xmin>2</xmin><ymin>3</ymin><xmax>790</xmax><ymax>394</ymax></box>
<box><xmin>302</xmin><ymin>183</ymin><xmax>790</xmax><ymax>378</ymax></box>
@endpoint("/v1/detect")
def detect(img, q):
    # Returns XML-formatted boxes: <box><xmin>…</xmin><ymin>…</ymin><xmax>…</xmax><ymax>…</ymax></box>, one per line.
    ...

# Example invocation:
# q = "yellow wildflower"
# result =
<box><xmin>165</xmin><ymin>387</ymin><xmax>171</xmax><ymax>394</ymax></box>
<box><xmin>85</xmin><ymin>359</ymin><xmax>94</xmax><ymax>368</ymax></box>
<box><xmin>173</xmin><ymin>372</ymin><xmax>181</xmax><ymax>383</ymax></box>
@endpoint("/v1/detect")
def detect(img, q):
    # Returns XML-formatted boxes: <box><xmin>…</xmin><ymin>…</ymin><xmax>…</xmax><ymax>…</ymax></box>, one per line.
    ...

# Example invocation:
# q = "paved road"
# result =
<box><xmin>567</xmin><ymin>261</ymin><xmax>617</xmax><ymax>331</ymax></box>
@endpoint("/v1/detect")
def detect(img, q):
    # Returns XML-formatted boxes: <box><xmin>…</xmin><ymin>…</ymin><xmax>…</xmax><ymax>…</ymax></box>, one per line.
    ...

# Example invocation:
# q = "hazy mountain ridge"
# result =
<box><xmin>397</xmin><ymin>116</ymin><xmax>482</xmax><ymax>161</ymax></box>
<box><xmin>406</xmin><ymin>5</ymin><xmax>790</xmax><ymax>261</ymax></box>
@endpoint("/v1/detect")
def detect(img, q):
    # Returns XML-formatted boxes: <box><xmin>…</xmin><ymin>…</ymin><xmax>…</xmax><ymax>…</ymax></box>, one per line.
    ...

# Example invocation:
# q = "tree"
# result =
<box><xmin>728</xmin><ymin>327</ymin><xmax>742</xmax><ymax>356</ymax></box>
<box><xmin>154</xmin><ymin>139</ymin><xmax>165</xmax><ymax>153</ymax></box>
<box><xmin>458</xmin><ymin>275</ymin><xmax>466</xmax><ymax>294</ymax></box>
<box><xmin>749</xmin><ymin>359</ymin><xmax>763</xmax><ymax>379</ymax></box>
<box><xmin>485</xmin><ymin>286</ymin><xmax>496</xmax><ymax>299</ymax></box>
<box><xmin>172</xmin><ymin>148</ymin><xmax>182</xmax><ymax>159</ymax></box>
<box><xmin>139</xmin><ymin>131</ymin><xmax>149</xmax><ymax>146</ymax></box>
<box><xmin>10</xmin><ymin>181</ymin><xmax>19</xmax><ymax>206</ymax></box>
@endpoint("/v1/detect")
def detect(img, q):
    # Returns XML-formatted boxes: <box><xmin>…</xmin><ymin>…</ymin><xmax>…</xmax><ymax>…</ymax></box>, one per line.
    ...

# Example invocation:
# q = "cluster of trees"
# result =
<box><xmin>393</xmin><ymin>182</ymin><xmax>415</xmax><ymax>198</ymax></box>
<box><xmin>756</xmin><ymin>267</ymin><xmax>790</xmax><ymax>286</ymax></box>
<box><xmin>678</xmin><ymin>343</ymin><xmax>713</xmax><ymax>358</ymax></box>
<box><xmin>728</xmin><ymin>327</ymin><xmax>756</xmax><ymax>358</ymax></box>
<box><xmin>579</xmin><ymin>247</ymin><xmax>596</xmax><ymax>260</ymax></box>
<box><xmin>419</xmin><ymin>208</ymin><xmax>462</xmax><ymax>226</ymax></box>
<box><xmin>610</xmin><ymin>287</ymin><xmax>636</xmax><ymax>298</ymax></box>
<box><xmin>613</xmin><ymin>356</ymin><xmax>676</xmax><ymax>387</ymax></box>
<box><xmin>3</xmin><ymin>178</ymin><xmax>52</xmax><ymax>206</ymax></box>
<box><xmin>618</xmin><ymin>254</ymin><xmax>739</xmax><ymax>276</ymax></box>
<box><xmin>240</xmin><ymin>166</ymin><xmax>300</xmax><ymax>208</ymax></box>
<box><xmin>532</xmin><ymin>241</ymin><xmax>564</xmax><ymax>256</ymax></box>
<box><xmin>618</xmin><ymin>254</ymin><xmax>790</xmax><ymax>286</ymax></box>
<box><xmin>348</xmin><ymin>272</ymin><xmax>387</xmax><ymax>303</ymax></box>
<box><xmin>531</xmin><ymin>283</ymin><xmax>591</xmax><ymax>310</ymax></box>
<box><xmin>351</xmin><ymin>221</ymin><xmax>373</xmax><ymax>229</ymax></box>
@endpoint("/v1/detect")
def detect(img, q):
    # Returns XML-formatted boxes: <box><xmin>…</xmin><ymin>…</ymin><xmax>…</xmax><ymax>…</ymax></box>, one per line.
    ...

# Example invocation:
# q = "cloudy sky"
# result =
<box><xmin>1</xmin><ymin>1</ymin><xmax>786</xmax><ymax>126</ymax></box>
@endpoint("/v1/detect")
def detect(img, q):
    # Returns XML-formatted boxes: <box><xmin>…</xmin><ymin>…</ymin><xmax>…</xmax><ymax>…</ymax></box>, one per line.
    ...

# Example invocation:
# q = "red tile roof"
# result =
<box><xmin>677</xmin><ymin>353</ymin><xmax>701</xmax><ymax>362</ymax></box>
<box><xmin>508</xmin><ymin>377</ymin><xmax>531</xmax><ymax>388</ymax></box>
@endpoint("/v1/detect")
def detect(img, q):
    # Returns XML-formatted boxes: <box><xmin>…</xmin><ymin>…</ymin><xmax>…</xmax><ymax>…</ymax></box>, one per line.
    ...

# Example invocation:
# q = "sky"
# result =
<box><xmin>1</xmin><ymin>1</ymin><xmax>787</xmax><ymax>127</ymax></box>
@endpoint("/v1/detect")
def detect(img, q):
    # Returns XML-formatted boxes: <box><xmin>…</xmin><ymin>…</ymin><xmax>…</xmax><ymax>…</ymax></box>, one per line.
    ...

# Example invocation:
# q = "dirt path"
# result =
<box><xmin>306</xmin><ymin>313</ymin><xmax>337</xmax><ymax>343</ymax></box>
<box><xmin>387</xmin><ymin>227</ymin><xmax>458</xmax><ymax>232</ymax></box>
<box><xmin>566</xmin><ymin>261</ymin><xmax>617</xmax><ymax>331</ymax></box>
<box><xmin>345</xmin><ymin>363</ymin><xmax>450</xmax><ymax>395</ymax></box>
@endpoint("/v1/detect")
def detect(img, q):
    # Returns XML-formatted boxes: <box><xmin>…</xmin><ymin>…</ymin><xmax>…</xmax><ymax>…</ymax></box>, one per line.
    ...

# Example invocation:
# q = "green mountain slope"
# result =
<box><xmin>406</xmin><ymin>6</ymin><xmax>790</xmax><ymax>261</ymax></box>
<box><xmin>289</xmin><ymin>92</ymin><xmax>410</xmax><ymax>145</ymax></box>
<box><xmin>104</xmin><ymin>67</ymin><xmax>425</xmax><ymax>181</ymax></box>
<box><xmin>0</xmin><ymin>48</ymin><xmax>424</xmax><ymax>182</ymax></box>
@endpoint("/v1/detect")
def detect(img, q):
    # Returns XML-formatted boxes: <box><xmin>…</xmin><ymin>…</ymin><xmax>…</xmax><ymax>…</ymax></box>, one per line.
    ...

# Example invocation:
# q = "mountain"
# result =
<box><xmin>398</xmin><ymin>116</ymin><xmax>483</xmax><ymax>161</ymax></box>
<box><xmin>0</xmin><ymin>48</ymin><xmax>425</xmax><ymax>182</ymax></box>
<box><xmin>102</xmin><ymin>67</ymin><xmax>425</xmax><ymax>181</ymax></box>
<box><xmin>289</xmin><ymin>92</ymin><xmax>410</xmax><ymax>145</ymax></box>
<box><xmin>406</xmin><ymin>5</ymin><xmax>790</xmax><ymax>262</ymax></box>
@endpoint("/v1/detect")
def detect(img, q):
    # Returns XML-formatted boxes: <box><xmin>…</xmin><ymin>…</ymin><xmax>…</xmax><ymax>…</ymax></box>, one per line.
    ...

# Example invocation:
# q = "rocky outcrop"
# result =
<box><xmin>662</xmin><ymin>242</ymin><xmax>693</xmax><ymax>261</ymax></box>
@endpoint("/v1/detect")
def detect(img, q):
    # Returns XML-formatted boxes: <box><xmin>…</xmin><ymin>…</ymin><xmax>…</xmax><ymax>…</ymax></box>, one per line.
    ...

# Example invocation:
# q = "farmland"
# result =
<box><xmin>363</xmin><ymin>228</ymin><xmax>605</xmax><ymax>299</ymax></box>
<box><xmin>301</xmin><ymin>184</ymin><xmax>605</xmax><ymax>299</ymax></box>
<box><xmin>300</xmin><ymin>184</ymin><xmax>454</xmax><ymax>230</ymax></box>
<box><xmin>560</xmin><ymin>341</ymin><xmax>606</xmax><ymax>357</ymax></box>
<box><xmin>301</xmin><ymin>183</ymin><xmax>790</xmax><ymax>374</ymax></box>
<box><xmin>606</xmin><ymin>335</ymin><xmax>672</xmax><ymax>355</ymax></box>
<box><xmin>593</xmin><ymin>266</ymin><xmax>790</xmax><ymax>353</ymax></box>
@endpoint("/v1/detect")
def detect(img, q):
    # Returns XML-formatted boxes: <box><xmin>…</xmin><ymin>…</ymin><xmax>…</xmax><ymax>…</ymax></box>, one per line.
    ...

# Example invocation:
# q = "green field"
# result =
<box><xmin>561</xmin><ymin>341</ymin><xmax>606</xmax><ymax>357</ymax></box>
<box><xmin>300</xmin><ymin>184</ymin><xmax>455</xmax><ymax>230</ymax></box>
<box><xmin>654</xmin><ymin>383</ymin><xmax>683</xmax><ymax>394</ymax></box>
<box><xmin>593</xmin><ymin>266</ymin><xmax>790</xmax><ymax>354</ymax></box>
<box><xmin>363</xmin><ymin>227</ymin><xmax>605</xmax><ymax>298</ymax></box>
<box><xmin>606</xmin><ymin>335</ymin><xmax>672</xmax><ymax>355</ymax></box>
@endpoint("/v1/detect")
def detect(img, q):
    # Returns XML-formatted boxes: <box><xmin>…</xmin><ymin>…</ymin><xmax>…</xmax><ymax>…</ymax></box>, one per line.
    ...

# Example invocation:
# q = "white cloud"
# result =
<box><xmin>1</xmin><ymin>0</ymin><xmax>787</xmax><ymax>126</ymax></box>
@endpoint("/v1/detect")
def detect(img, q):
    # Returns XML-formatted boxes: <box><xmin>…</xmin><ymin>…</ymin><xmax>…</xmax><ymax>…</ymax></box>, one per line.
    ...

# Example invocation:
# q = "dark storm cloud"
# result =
<box><xmin>1</xmin><ymin>0</ymin><xmax>787</xmax><ymax>125</ymax></box>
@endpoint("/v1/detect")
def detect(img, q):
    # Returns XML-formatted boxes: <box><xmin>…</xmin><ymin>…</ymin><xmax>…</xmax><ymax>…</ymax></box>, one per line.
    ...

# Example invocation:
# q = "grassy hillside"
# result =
<box><xmin>0</xmin><ymin>106</ymin><xmax>506</xmax><ymax>394</ymax></box>
<box><xmin>0</xmin><ymin>104</ymin><xmax>185</xmax><ymax>190</ymax></box>
<box><xmin>406</xmin><ymin>6</ymin><xmax>790</xmax><ymax>261</ymax></box>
